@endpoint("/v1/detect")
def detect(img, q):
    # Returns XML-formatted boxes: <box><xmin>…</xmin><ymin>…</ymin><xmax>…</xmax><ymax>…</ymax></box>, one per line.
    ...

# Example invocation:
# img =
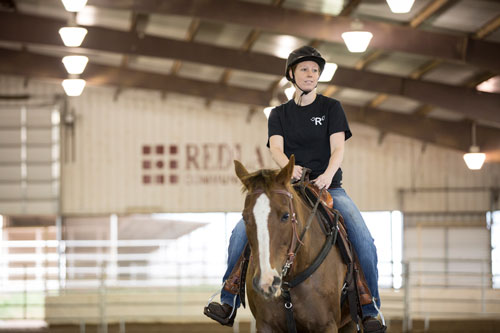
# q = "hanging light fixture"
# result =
<box><xmin>62</xmin><ymin>79</ymin><xmax>86</xmax><ymax>97</ymax></box>
<box><xmin>319</xmin><ymin>63</ymin><xmax>338</xmax><ymax>82</ymax></box>
<box><xmin>61</xmin><ymin>0</ymin><xmax>88</xmax><ymax>12</ymax></box>
<box><xmin>263</xmin><ymin>98</ymin><xmax>280</xmax><ymax>118</ymax></box>
<box><xmin>341</xmin><ymin>21</ymin><xmax>373</xmax><ymax>53</ymax></box>
<box><xmin>284</xmin><ymin>86</ymin><xmax>295</xmax><ymax>100</ymax></box>
<box><xmin>463</xmin><ymin>122</ymin><xmax>486</xmax><ymax>170</ymax></box>
<box><xmin>386</xmin><ymin>0</ymin><xmax>415</xmax><ymax>13</ymax></box>
<box><xmin>62</xmin><ymin>55</ymin><xmax>89</xmax><ymax>74</ymax></box>
<box><xmin>59</xmin><ymin>26</ymin><xmax>88</xmax><ymax>47</ymax></box>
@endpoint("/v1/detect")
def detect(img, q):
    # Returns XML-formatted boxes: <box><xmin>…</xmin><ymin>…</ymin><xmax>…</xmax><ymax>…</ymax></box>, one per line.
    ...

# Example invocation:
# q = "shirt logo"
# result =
<box><xmin>311</xmin><ymin>116</ymin><xmax>325</xmax><ymax>126</ymax></box>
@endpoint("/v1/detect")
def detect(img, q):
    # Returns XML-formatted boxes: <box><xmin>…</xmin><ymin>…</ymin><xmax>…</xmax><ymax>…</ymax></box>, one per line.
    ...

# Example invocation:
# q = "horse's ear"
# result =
<box><xmin>276</xmin><ymin>155</ymin><xmax>295</xmax><ymax>185</ymax></box>
<box><xmin>234</xmin><ymin>160</ymin><xmax>250</xmax><ymax>188</ymax></box>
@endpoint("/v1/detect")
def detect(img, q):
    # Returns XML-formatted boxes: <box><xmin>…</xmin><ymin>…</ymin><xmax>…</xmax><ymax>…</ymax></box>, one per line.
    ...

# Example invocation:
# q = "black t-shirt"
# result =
<box><xmin>267</xmin><ymin>94</ymin><xmax>352</xmax><ymax>188</ymax></box>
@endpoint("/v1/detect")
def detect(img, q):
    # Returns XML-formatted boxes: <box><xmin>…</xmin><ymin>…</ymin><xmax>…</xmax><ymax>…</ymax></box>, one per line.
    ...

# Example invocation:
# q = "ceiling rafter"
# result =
<box><xmin>474</xmin><ymin>14</ymin><xmax>500</xmax><ymax>39</ymax></box>
<box><xmin>1</xmin><ymin>12</ymin><xmax>500</xmax><ymax>123</ymax></box>
<box><xmin>370</xmin><ymin>0</ymin><xmax>455</xmax><ymax>116</ymax></box>
<box><xmin>86</xmin><ymin>0</ymin><xmax>500</xmax><ymax>71</ymax></box>
<box><xmin>339</xmin><ymin>0</ymin><xmax>361</xmax><ymax>17</ymax></box>
<box><xmin>0</xmin><ymin>48</ymin><xmax>272</xmax><ymax>106</ymax></box>
<box><xmin>2</xmin><ymin>47</ymin><xmax>500</xmax><ymax>161</ymax></box>
<box><xmin>115</xmin><ymin>12</ymin><xmax>150</xmax><ymax>99</ymax></box>
<box><xmin>171</xmin><ymin>18</ymin><xmax>201</xmax><ymax>76</ymax></box>
<box><xmin>409</xmin><ymin>0</ymin><xmax>455</xmax><ymax>28</ymax></box>
<box><xmin>344</xmin><ymin>104</ymin><xmax>500</xmax><ymax>158</ymax></box>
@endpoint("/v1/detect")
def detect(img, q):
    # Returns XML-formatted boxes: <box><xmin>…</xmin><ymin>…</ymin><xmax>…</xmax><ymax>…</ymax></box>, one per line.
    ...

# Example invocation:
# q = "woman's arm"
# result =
<box><xmin>269</xmin><ymin>135</ymin><xmax>303</xmax><ymax>180</ymax></box>
<box><xmin>312</xmin><ymin>131</ymin><xmax>345</xmax><ymax>189</ymax></box>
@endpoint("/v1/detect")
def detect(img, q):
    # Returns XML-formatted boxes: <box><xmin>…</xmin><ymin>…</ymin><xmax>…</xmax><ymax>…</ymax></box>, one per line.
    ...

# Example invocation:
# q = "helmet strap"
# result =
<box><xmin>290</xmin><ymin>70</ymin><xmax>319</xmax><ymax>106</ymax></box>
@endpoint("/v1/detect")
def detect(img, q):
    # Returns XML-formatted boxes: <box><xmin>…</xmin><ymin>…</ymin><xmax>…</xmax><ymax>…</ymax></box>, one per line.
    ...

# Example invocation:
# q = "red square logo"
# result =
<box><xmin>156</xmin><ymin>175</ymin><xmax>164</xmax><ymax>184</ymax></box>
<box><xmin>142</xmin><ymin>175</ymin><xmax>151</xmax><ymax>184</ymax></box>
<box><xmin>169</xmin><ymin>175</ymin><xmax>178</xmax><ymax>184</ymax></box>
<box><xmin>169</xmin><ymin>160</ymin><xmax>178</xmax><ymax>169</ymax></box>
<box><xmin>142</xmin><ymin>145</ymin><xmax>151</xmax><ymax>155</ymax></box>
<box><xmin>142</xmin><ymin>160</ymin><xmax>151</xmax><ymax>169</ymax></box>
<box><xmin>169</xmin><ymin>145</ymin><xmax>178</xmax><ymax>155</ymax></box>
<box><xmin>156</xmin><ymin>145</ymin><xmax>164</xmax><ymax>155</ymax></box>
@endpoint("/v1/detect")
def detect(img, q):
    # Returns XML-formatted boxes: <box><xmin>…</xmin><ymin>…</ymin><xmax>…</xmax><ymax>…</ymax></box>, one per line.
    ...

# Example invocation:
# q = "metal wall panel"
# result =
<box><xmin>1</xmin><ymin>74</ymin><xmax>500</xmax><ymax>214</ymax></box>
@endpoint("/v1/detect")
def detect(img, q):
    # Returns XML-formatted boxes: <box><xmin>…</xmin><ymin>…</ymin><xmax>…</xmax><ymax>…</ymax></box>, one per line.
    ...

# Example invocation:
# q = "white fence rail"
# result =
<box><xmin>1</xmin><ymin>240</ymin><xmax>500</xmax><ymax>333</ymax></box>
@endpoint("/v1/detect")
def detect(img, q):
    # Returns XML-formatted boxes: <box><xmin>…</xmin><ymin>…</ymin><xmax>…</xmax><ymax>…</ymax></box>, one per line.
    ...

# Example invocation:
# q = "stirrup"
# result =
<box><xmin>203</xmin><ymin>284</ymin><xmax>238</xmax><ymax>326</ymax></box>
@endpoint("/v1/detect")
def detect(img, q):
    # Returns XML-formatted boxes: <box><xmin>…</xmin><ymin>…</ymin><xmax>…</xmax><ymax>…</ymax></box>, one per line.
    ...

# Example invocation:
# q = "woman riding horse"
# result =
<box><xmin>204</xmin><ymin>46</ymin><xmax>386</xmax><ymax>333</ymax></box>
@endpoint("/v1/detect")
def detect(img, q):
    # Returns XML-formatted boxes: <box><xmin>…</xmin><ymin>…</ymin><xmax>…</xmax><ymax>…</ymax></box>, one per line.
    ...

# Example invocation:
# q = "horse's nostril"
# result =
<box><xmin>268</xmin><ymin>285</ymin><xmax>276</xmax><ymax>295</ymax></box>
<box><xmin>272</xmin><ymin>276</ymin><xmax>281</xmax><ymax>287</ymax></box>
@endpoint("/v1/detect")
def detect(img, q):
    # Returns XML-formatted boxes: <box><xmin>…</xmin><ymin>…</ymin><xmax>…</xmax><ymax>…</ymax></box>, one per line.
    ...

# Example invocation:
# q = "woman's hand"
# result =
<box><xmin>312</xmin><ymin>173</ymin><xmax>333</xmax><ymax>190</ymax></box>
<box><xmin>292</xmin><ymin>165</ymin><xmax>303</xmax><ymax>180</ymax></box>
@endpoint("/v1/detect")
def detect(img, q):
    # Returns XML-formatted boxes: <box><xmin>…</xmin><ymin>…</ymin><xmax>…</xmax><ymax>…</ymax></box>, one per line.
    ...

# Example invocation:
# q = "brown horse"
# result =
<box><xmin>234</xmin><ymin>156</ymin><xmax>358</xmax><ymax>333</ymax></box>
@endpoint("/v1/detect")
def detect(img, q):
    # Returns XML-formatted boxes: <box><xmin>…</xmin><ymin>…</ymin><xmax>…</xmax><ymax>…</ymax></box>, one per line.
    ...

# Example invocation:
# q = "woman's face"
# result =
<box><xmin>291</xmin><ymin>61</ymin><xmax>320</xmax><ymax>91</ymax></box>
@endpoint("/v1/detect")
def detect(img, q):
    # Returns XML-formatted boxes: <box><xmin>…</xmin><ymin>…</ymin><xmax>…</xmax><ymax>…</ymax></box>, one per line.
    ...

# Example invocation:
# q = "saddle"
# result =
<box><xmin>223</xmin><ymin>173</ymin><xmax>373</xmax><ymax>314</ymax></box>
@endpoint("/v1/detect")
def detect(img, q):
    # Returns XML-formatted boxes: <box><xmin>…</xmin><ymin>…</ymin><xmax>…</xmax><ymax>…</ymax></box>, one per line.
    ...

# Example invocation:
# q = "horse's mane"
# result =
<box><xmin>240</xmin><ymin>168</ymin><xmax>280</xmax><ymax>194</ymax></box>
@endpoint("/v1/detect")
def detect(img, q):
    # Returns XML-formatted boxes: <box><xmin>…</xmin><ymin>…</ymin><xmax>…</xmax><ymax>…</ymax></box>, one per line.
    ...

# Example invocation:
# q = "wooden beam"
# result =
<box><xmin>354</xmin><ymin>50</ymin><xmax>385</xmax><ymax>70</ymax></box>
<box><xmin>86</xmin><ymin>0</ymin><xmax>500</xmax><ymax>71</ymax></box>
<box><xmin>0</xmin><ymin>48</ymin><xmax>272</xmax><ymax>106</ymax></box>
<box><xmin>367</xmin><ymin>94</ymin><xmax>388</xmax><ymax>108</ymax></box>
<box><xmin>409</xmin><ymin>0</ymin><xmax>452</xmax><ymax>28</ymax></box>
<box><xmin>339</xmin><ymin>0</ymin><xmax>361</xmax><ymax>17</ymax></box>
<box><xmin>1</xmin><ymin>12</ymin><xmax>500</xmax><ymax>122</ymax></box>
<box><xmin>1</xmin><ymin>48</ymin><xmax>500</xmax><ymax>161</ymax></box>
<box><xmin>344</xmin><ymin>104</ymin><xmax>500</xmax><ymax>157</ymax></box>
<box><xmin>474</xmin><ymin>14</ymin><xmax>500</xmax><ymax>39</ymax></box>
<box><xmin>409</xmin><ymin>59</ymin><xmax>443</xmax><ymax>79</ymax></box>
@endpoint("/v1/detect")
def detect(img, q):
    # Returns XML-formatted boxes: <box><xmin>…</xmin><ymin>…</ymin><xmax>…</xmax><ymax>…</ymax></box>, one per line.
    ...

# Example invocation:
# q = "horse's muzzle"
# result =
<box><xmin>253</xmin><ymin>274</ymin><xmax>282</xmax><ymax>299</ymax></box>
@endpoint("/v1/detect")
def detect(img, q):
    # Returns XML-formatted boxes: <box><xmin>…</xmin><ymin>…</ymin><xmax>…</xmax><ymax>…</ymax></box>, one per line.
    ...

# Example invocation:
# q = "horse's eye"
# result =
<box><xmin>281</xmin><ymin>213</ymin><xmax>290</xmax><ymax>222</ymax></box>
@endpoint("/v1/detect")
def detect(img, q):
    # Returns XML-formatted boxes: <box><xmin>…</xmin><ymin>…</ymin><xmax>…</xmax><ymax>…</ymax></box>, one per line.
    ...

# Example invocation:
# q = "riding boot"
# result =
<box><xmin>203</xmin><ymin>302</ymin><xmax>237</xmax><ymax>327</ymax></box>
<box><xmin>362</xmin><ymin>317</ymin><xmax>387</xmax><ymax>333</ymax></box>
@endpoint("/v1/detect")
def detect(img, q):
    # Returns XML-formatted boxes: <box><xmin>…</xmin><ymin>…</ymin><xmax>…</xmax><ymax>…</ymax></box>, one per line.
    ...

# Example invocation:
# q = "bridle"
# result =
<box><xmin>248</xmin><ymin>186</ymin><xmax>324</xmax><ymax>278</ymax></box>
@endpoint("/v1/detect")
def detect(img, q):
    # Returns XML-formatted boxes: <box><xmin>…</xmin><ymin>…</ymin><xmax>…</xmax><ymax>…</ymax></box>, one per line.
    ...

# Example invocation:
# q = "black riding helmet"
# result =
<box><xmin>285</xmin><ymin>46</ymin><xmax>326</xmax><ymax>83</ymax></box>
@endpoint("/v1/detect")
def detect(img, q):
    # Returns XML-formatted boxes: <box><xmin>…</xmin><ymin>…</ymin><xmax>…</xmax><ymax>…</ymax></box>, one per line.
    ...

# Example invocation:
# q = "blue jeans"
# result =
<box><xmin>220</xmin><ymin>188</ymin><xmax>380</xmax><ymax>317</ymax></box>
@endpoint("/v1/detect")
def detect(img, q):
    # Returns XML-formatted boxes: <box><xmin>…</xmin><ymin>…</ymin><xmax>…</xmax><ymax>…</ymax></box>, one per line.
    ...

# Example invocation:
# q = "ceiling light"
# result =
<box><xmin>62</xmin><ymin>79</ymin><xmax>86</xmax><ymax>97</ymax></box>
<box><xmin>463</xmin><ymin>122</ymin><xmax>486</xmax><ymax>170</ymax></box>
<box><xmin>61</xmin><ymin>0</ymin><xmax>88</xmax><ymax>12</ymax></box>
<box><xmin>341</xmin><ymin>31</ymin><xmax>373</xmax><ymax>53</ymax></box>
<box><xmin>463</xmin><ymin>147</ymin><xmax>486</xmax><ymax>170</ymax></box>
<box><xmin>59</xmin><ymin>27</ymin><xmax>88</xmax><ymax>47</ymax></box>
<box><xmin>263</xmin><ymin>107</ymin><xmax>273</xmax><ymax>119</ymax></box>
<box><xmin>341</xmin><ymin>20</ymin><xmax>373</xmax><ymax>53</ymax></box>
<box><xmin>62</xmin><ymin>55</ymin><xmax>89</xmax><ymax>74</ymax></box>
<box><xmin>284</xmin><ymin>86</ymin><xmax>295</xmax><ymax>100</ymax></box>
<box><xmin>319</xmin><ymin>62</ymin><xmax>338</xmax><ymax>82</ymax></box>
<box><xmin>386</xmin><ymin>0</ymin><xmax>415</xmax><ymax>13</ymax></box>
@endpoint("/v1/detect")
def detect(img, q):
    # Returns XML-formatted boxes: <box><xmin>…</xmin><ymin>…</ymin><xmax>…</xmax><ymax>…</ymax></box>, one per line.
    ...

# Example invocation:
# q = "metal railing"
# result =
<box><xmin>1</xmin><ymin>239</ymin><xmax>500</xmax><ymax>332</ymax></box>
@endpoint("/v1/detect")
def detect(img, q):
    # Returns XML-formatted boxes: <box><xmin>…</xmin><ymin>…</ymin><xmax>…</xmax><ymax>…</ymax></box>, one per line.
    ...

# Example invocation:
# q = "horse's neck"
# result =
<box><xmin>291</xmin><ymin>197</ymin><xmax>330</xmax><ymax>274</ymax></box>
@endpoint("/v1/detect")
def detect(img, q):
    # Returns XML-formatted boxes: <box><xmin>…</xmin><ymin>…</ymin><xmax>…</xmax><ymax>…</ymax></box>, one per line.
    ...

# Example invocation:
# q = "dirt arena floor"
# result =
<box><xmin>2</xmin><ymin>319</ymin><xmax>500</xmax><ymax>333</ymax></box>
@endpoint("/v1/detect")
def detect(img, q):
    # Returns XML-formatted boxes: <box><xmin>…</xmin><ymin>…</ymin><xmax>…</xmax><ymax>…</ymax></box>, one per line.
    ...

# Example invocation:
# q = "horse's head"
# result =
<box><xmin>234</xmin><ymin>156</ymin><xmax>297</xmax><ymax>299</ymax></box>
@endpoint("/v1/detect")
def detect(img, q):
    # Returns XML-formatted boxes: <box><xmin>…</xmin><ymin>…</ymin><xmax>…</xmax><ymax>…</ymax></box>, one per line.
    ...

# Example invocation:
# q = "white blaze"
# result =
<box><xmin>253</xmin><ymin>194</ymin><xmax>274</xmax><ymax>277</ymax></box>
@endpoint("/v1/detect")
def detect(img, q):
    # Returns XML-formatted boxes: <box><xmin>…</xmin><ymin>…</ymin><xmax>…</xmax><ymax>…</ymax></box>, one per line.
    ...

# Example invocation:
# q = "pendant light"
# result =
<box><xmin>386</xmin><ymin>0</ymin><xmax>415</xmax><ymax>13</ymax></box>
<box><xmin>59</xmin><ymin>26</ymin><xmax>88</xmax><ymax>47</ymax></box>
<box><xmin>61</xmin><ymin>0</ymin><xmax>88</xmax><ymax>12</ymax></box>
<box><xmin>341</xmin><ymin>20</ymin><xmax>373</xmax><ymax>53</ymax></box>
<box><xmin>62</xmin><ymin>78</ymin><xmax>86</xmax><ymax>97</ymax></box>
<box><xmin>463</xmin><ymin>122</ymin><xmax>486</xmax><ymax>170</ymax></box>
<box><xmin>62</xmin><ymin>55</ymin><xmax>89</xmax><ymax>74</ymax></box>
